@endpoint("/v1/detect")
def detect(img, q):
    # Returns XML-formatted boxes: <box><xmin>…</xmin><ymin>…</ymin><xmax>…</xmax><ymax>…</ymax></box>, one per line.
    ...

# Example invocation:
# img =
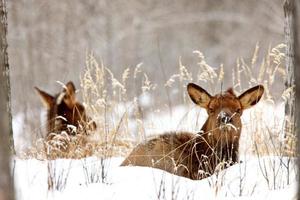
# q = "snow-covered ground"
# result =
<box><xmin>14</xmin><ymin>156</ymin><xmax>297</xmax><ymax>200</ymax></box>
<box><xmin>13</xmin><ymin>101</ymin><xmax>298</xmax><ymax>200</ymax></box>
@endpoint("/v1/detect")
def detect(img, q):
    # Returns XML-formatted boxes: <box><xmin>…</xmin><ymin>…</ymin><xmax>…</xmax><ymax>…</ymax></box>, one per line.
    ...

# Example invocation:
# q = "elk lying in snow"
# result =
<box><xmin>35</xmin><ymin>81</ymin><xmax>96</xmax><ymax>136</ymax></box>
<box><xmin>121</xmin><ymin>83</ymin><xmax>264</xmax><ymax>180</ymax></box>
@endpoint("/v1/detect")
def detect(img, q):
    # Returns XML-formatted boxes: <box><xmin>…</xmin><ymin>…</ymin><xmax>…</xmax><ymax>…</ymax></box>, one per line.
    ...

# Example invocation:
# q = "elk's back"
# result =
<box><xmin>121</xmin><ymin>132</ymin><xmax>209</xmax><ymax>180</ymax></box>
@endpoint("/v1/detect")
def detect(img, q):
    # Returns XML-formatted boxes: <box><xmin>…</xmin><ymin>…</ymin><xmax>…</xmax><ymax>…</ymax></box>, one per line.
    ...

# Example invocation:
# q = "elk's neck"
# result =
<box><xmin>200</xmin><ymin>119</ymin><xmax>241</xmax><ymax>151</ymax></box>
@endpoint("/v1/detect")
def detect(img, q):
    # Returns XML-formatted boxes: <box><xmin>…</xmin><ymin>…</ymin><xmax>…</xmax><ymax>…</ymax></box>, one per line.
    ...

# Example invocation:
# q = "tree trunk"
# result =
<box><xmin>283</xmin><ymin>0</ymin><xmax>296</xmax><ymax>152</ymax></box>
<box><xmin>292</xmin><ymin>0</ymin><xmax>300</xmax><ymax>198</ymax></box>
<box><xmin>0</xmin><ymin>0</ymin><xmax>15</xmax><ymax>199</ymax></box>
<box><xmin>285</xmin><ymin>0</ymin><xmax>300</xmax><ymax>198</ymax></box>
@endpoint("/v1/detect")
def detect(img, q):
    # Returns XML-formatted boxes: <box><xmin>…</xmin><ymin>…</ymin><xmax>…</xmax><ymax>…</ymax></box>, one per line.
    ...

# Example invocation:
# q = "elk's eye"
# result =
<box><xmin>236</xmin><ymin>108</ymin><xmax>241</xmax><ymax>114</ymax></box>
<box><xmin>208</xmin><ymin>108</ymin><xmax>214</xmax><ymax>113</ymax></box>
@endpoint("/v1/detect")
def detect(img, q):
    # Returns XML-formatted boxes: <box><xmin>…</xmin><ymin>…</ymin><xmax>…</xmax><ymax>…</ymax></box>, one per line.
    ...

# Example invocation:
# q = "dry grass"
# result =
<box><xmin>21</xmin><ymin>43</ymin><xmax>296</xmax><ymax>160</ymax></box>
<box><xmin>19</xmin><ymin>133</ymin><xmax>132</xmax><ymax>160</ymax></box>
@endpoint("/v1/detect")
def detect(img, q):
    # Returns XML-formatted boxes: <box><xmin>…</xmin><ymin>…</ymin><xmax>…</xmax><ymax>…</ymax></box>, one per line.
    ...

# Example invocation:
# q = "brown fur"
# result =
<box><xmin>35</xmin><ymin>81</ymin><xmax>96</xmax><ymax>136</ymax></box>
<box><xmin>121</xmin><ymin>83</ymin><xmax>264</xmax><ymax>180</ymax></box>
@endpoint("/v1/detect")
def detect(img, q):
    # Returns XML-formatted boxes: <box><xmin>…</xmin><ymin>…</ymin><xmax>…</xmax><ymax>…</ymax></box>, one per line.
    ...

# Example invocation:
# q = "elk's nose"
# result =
<box><xmin>219</xmin><ymin>111</ymin><xmax>232</xmax><ymax>124</ymax></box>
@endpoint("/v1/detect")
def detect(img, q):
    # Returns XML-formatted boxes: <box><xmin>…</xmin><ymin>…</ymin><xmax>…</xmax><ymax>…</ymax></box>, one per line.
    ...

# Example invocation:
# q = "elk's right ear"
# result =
<box><xmin>34</xmin><ymin>87</ymin><xmax>54</xmax><ymax>109</ymax></box>
<box><xmin>238</xmin><ymin>85</ymin><xmax>264</xmax><ymax>109</ymax></box>
<box><xmin>63</xmin><ymin>81</ymin><xmax>76</xmax><ymax>109</ymax></box>
<box><xmin>187</xmin><ymin>83</ymin><xmax>211</xmax><ymax>108</ymax></box>
<box><xmin>64</xmin><ymin>81</ymin><xmax>76</xmax><ymax>97</ymax></box>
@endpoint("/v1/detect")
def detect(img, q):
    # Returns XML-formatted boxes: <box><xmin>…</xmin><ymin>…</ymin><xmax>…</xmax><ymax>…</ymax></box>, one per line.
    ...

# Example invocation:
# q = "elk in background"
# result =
<box><xmin>121</xmin><ymin>83</ymin><xmax>264</xmax><ymax>180</ymax></box>
<box><xmin>35</xmin><ymin>81</ymin><xmax>96</xmax><ymax>137</ymax></box>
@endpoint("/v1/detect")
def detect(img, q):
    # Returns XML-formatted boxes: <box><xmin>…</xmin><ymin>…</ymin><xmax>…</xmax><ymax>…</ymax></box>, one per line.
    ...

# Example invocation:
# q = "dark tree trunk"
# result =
<box><xmin>292</xmin><ymin>0</ymin><xmax>300</xmax><ymax>198</ymax></box>
<box><xmin>0</xmin><ymin>0</ymin><xmax>15</xmax><ymax>199</ymax></box>
<box><xmin>284</xmin><ymin>0</ymin><xmax>295</xmax><ymax>142</ymax></box>
<box><xmin>285</xmin><ymin>0</ymin><xmax>300</xmax><ymax>198</ymax></box>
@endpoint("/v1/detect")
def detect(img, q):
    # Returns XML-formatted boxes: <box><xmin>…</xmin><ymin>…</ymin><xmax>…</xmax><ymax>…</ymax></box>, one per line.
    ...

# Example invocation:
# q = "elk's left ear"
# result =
<box><xmin>63</xmin><ymin>81</ymin><xmax>76</xmax><ymax>109</ymax></box>
<box><xmin>34</xmin><ymin>87</ymin><xmax>55</xmax><ymax>109</ymax></box>
<box><xmin>238</xmin><ymin>85</ymin><xmax>264</xmax><ymax>109</ymax></box>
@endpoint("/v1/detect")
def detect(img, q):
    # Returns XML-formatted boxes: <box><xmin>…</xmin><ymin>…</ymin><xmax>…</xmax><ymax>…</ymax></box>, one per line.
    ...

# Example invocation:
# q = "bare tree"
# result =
<box><xmin>285</xmin><ymin>0</ymin><xmax>300</xmax><ymax>198</ymax></box>
<box><xmin>284</xmin><ymin>0</ymin><xmax>295</xmax><ymax>143</ymax></box>
<box><xmin>292</xmin><ymin>0</ymin><xmax>300</xmax><ymax>198</ymax></box>
<box><xmin>0</xmin><ymin>0</ymin><xmax>15</xmax><ymax>199</ymax></box>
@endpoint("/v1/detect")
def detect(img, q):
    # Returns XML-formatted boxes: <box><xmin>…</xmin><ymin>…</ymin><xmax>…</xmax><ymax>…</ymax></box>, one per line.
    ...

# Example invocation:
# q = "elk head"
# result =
<box><xmin>187</xmin><ymin>83</ymin><xmax>264</xmax><ymax>147</ymax></box>
<box><xmin>35</xmin><ymin>81</ymin><xmax>96</xmax><ymax>135</ymax></box>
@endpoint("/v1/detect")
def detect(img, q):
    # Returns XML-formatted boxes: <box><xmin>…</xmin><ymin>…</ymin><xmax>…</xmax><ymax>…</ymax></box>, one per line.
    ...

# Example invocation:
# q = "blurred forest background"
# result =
<box><xmin>7</xmin><ymin>0</ymin><xmax>284</xmax><ymax>140</ymax></box>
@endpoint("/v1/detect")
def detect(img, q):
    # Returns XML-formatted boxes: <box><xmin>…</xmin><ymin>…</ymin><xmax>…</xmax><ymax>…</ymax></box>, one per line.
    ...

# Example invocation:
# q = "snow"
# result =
<box><xmin>12</xmin><ymin>112</ymin><xmax>25</xmax><ymax>150</ymax></box>
<box><xmin>14</xmin><ymin>156</ymin><xmax>297</xmax><ymax>200</ymax></box>
<box><xmin>12</xmin><ymin>109</ymin><xmax>46</xmax><ymax>152</ymax></box>
<box><xmin>13</xmin><ymin>101</ymin><xmax>298</xmax><ymax>200</ymax></box>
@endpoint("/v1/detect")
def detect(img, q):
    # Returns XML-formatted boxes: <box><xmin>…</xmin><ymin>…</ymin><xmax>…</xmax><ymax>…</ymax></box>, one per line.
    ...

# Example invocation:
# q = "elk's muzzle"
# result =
<box><xmin>218</xmin><ymin>111</ymin><xmax>232</xmax><ymax>124</ymax></box>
